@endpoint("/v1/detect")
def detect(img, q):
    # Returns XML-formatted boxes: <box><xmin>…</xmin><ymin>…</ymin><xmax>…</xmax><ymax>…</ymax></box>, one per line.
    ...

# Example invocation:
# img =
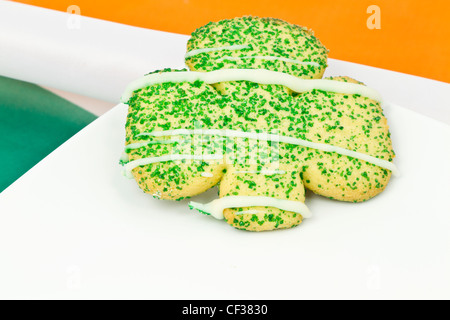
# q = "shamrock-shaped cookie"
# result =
<box><xmin>121</xmin><ymin>17</ymin><xmax>397</xmax><ymax>231</ymax></box>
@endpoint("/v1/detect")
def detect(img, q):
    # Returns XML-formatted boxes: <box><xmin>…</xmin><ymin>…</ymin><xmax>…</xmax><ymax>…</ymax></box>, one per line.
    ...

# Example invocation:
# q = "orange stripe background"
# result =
<box><xmin>13</xmin><ymin>0</ymin><xmax>450</xmax><ymax>83</ymax></box>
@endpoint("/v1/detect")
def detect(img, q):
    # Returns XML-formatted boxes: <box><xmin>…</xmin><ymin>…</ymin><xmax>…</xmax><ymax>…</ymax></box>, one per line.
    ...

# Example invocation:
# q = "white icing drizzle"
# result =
<box><xmin>217</xmin><ymin>55</ymin><xmax>320</xmax><ymax>67</ymax></box>
<box><xmin>233</xmin><ymin>169</ymin><xmax>286</xmax><ymax>175</ymax></box>
<box><xmin>124</xmin><ymin>138</ymin><xmax>182</xmax><ymax>151</ymax></box>
<box><xmin>120</xmin><ymin>69</ymin><xmax>383</xmax><ymax>103</ymax></box>
<box><xmin>201</xmin><ymin>172</ymin><xmax>214</xmax><ymax>178</ymax></box>
<box><xmin>120</xmin><ymin>152</ymin><xmax>129</xmax><ymax>163</ymax></box>
<box><xmin>189</xmin><ymin>196</ymin><xmax>311</xmax><ymax>220</ymax></box>
<box><xmin>122</xmin><ymin>153</ymin><xmax>223</xmax><ymax>179</ymax></box>
<box><xmin>127</xmin><ymin>129</ymin><xmax>399</xmax><ymax>176</ymax></box>
<box><xmin>185</xmin><ymin>44</ymin><xmax>251</xmax><ymax>59</ymax></box>
<box><xmin>125</xmin><ymin>136</ymin><xmax>225</xmax><ymax>151</ymax></box>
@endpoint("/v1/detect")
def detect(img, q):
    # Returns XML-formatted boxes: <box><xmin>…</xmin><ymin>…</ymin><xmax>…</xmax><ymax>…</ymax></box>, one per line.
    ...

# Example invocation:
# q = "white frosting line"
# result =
<box><xmin>119</xmin><ymin>152</ymin><xmax>129</xmax><ymax>163</ymax></box>
<box><xmin>233</xmin><ymin>170</ymin><xmax>286</xmax><ymax>175</ymax></box>
<box><xmin>185</xmin><ymin>44</ymin><xmax>251</xmax><ymax>58</ymax></box>
<box><xmin>124</xmin><ymin>138</ymin><xmax>181</xmax><ymax>151</ymax></box>
<box><xmin>120</xmin><ymin>69</ymin><xmax>383</xmax><ymax>103</ymax></box>
<box><xmin>123</xmin><ymin>153</ymin><xmax>223</xmax><ymax>179</ymax></box>
<box><xmin>201</xmin><ymin>172</ymin><xmax>214</xmax><ymax>178</ymax></box>
<box><xmin>189</xmin><ymin>196</ymin><xmax>311</xmax><ymax>220</ymax></box>
<box><xmin>130</xmin><ymin>129</ymin><xmax>398</xmax><ymax>175</ymax></box>
<box><xmin>217</xmin><ymin>55</ymin><xmax>321</xmax><ymax>67</ymax></box>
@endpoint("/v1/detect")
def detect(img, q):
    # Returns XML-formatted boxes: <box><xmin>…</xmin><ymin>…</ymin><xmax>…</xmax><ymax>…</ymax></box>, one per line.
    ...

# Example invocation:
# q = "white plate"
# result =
<box><xmin>1</xmin><ymin>66</ymin><xmax>450</xmax><ymax>299</ymax></box>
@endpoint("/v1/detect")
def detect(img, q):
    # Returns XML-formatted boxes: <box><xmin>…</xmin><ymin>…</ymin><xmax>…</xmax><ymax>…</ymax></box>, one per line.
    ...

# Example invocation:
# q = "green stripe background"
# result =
<box><xmin>0</xmin><ymin>76</ymin><xmax>97</xmax><ymax>192</ymax></box>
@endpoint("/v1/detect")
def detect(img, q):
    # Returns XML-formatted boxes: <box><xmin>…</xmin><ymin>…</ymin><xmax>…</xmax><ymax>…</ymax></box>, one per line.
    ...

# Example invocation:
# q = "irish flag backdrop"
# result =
<box><xmin>1</xmin><ymin>0</ymin><xmax>449</xmax><ymax>192</ymax></box>
<box><xmin>13</xmin><ymin>0</ymin><xmax>450</xmax><ymax>83</ymax></box>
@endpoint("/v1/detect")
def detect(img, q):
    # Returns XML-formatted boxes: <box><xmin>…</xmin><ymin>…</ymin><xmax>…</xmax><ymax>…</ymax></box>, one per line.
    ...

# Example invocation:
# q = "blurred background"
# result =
<box><xmin>1</xmin><ymin>0</ymin><xmax>449</xmax><ymax>192</ymax></box>
<box><xmin>15</xmin><ymin>0</ymin><xmax>450</xmax><ymax>83</ymax></box>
